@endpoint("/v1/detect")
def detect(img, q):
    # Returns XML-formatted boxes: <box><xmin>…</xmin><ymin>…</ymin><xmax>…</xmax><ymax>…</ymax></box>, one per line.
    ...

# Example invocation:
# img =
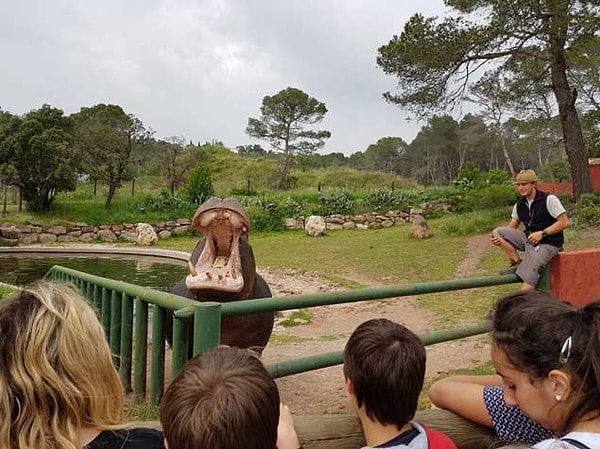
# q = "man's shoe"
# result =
<box><xmin>500</xmin><ymin>260</ymin><xmax>521</xmax><ymax>275</ymax></box>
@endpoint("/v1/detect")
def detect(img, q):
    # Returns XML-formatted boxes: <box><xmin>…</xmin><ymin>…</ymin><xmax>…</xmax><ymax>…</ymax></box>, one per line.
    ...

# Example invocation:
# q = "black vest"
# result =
<box><xmin>516</xmin><ymin>190</ymin><xmax>564</xmax><ymax>248</ymax></box>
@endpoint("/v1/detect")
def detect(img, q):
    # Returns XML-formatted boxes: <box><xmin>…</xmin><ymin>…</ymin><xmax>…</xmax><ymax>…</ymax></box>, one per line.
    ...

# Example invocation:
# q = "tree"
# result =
<box><xmin>469</xmin><ymin>72</ymin><xmax>517</xmax><ymax>177</ymax></box>
<box><xmin>406</xmin><ymin>115</ymin><xmax>460</xmax><ymax>185</ymax></box>
<box><xmin>246</xmin><ymin>87</ymin><xmax>331</xmax><ymax>189</ymax></box>
<box><xmin>153</xmin><ymin>136</ymin><xmax>199</xmax><ymax>195</ymax></box>
<box><xmin>0</xmin><ymin>105</ymin><xmax>76</xmax><ymax>212</ymax></box>
<box><xmin>377</xmin><ymin>0</ymin><xmax>599</xmax><ymax>199</ymax></box>
<box><xmin>72</xmin><ymin>104</ymin><xmax>153</xmax><ymax>208</ymax></box>
<box><xmin>456</xmin><ymin>114</ymin><xmax>495</xmax><ymax>171</ymax></box>
<box><xmin>236</xmin><ymin>144</ymin><xmax>267</xmax><ymax>156</ymax></box>
<box><xmin>363</xmin><ymin>137</ymin><xmax>408</xmax><ymax>174</ymax></box>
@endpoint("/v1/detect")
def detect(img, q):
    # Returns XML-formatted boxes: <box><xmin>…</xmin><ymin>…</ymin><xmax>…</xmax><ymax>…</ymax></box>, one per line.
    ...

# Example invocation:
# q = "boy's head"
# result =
<box><xmin>343</xmin><ymin>318</ymin><xmax>426</xmax><ymax>429</ymax></box>
<box><xmin>160</xmin><ymin>346</ymin><xmax>280</xmax><ymax>449</ymax></box>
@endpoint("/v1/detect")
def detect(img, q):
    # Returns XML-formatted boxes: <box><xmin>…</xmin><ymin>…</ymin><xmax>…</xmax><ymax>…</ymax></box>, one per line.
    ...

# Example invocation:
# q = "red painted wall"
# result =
<box><xmin>538</xmin><ymin>165</ymin><xmax>600</xmax><ymax>196</ymax></box>
<box><xmin>550</xmin><ymin>249</ymin><xmax>600</xmax><ymax>306</ymax></box>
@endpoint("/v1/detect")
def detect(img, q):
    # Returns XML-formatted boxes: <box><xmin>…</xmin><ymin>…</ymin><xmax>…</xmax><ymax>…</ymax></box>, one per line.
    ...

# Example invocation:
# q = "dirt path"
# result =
<box><xmin>257</xmin><ymin>236</ymin><xmax>493</xmax><ymax>415</ymax></box>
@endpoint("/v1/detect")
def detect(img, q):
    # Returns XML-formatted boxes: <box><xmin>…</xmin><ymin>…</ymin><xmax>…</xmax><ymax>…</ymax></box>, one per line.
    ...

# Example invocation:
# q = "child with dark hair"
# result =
<box><xmin>343</xmin><ymin>318</ymin><xmax>457</xmax><ymax>449</ymax></box>
<box><xmin>431</xmin><ymin>290</ymin><xmax>600</xmax><ymax>448</ymax></box>
<box><xmin>159</xmin><ymin>346</ymin><xmax>300</xmax><ymax>449</ymax></box>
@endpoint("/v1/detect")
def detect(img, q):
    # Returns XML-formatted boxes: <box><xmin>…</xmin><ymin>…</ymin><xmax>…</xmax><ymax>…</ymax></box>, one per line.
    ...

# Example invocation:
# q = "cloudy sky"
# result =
<box><xmin>1</xmin><ymin>0</ymin><xmax>452</xmax><ymax>155</ymax></box>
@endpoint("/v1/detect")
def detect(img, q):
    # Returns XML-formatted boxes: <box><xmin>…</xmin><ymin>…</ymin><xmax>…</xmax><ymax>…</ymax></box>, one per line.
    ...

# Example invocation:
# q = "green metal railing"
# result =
<box><xmin>46</xmin><ymin>265</ymin><xmax>523</xmax><ymax>405</ymax></box>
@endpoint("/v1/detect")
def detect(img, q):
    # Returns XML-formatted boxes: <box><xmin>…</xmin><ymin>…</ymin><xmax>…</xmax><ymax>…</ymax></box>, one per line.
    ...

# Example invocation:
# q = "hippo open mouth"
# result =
<box><xmin>185</xmin><ymin>198</ymin><xmax>250</xmax><ymax>293</ymax></box>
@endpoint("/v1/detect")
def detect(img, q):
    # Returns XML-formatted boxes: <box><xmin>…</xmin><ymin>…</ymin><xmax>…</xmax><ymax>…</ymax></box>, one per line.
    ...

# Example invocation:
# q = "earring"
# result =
<box><xmin>555</xmin><ymin>395</ymin><xmax>562</xmax><ymax>402</ymax></box>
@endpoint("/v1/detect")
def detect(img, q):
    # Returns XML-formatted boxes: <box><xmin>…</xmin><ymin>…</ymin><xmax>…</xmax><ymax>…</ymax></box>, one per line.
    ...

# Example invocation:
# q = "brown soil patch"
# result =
<box><xmin>257</xmin><ymin>260</ymin><xmax>491</xmax><ymax>415</ymax></box>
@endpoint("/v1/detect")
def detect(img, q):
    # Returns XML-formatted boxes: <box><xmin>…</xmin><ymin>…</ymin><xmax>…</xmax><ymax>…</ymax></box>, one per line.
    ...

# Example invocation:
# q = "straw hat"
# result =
<box><xmin>514</xmin><ymin>169</ymin><xmax>539</xmax><ymax>183</ymax></box>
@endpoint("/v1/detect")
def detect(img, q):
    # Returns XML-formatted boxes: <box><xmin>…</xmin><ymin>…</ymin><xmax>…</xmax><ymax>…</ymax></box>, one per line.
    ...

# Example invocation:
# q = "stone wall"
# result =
<box><xmin>0</xmin><ymin>219</ymin><xmax>192</xmax><ymax>246</ymax></box>
<box><xmin>284</xmin><ymin>210</ymin><xmax>411</xmax><ymax>231</ymax></box>
<box><xmin>0</xmin><ymin>207</ymin><xmax>436</xmax><ymax>246</ymax></box>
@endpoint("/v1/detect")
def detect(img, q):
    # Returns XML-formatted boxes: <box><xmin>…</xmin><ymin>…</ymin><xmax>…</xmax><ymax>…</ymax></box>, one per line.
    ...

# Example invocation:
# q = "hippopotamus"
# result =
<box><xmin>169</xmin><ymin>197</ymin><xmax>274</xmax><ymax>354</ymax></box>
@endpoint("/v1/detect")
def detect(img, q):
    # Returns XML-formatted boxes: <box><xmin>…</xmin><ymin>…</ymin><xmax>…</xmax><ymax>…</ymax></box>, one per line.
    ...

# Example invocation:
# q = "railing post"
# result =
<box><xmin>92</xmin><ymin>284</ymin><xmax>101</xmax><ymax>310</ymax></box>
<box><xmin>120</xmin><ymin>292</ymin><xmax>133</xmax><ymax>392</ymax></box>
<box><xmin>193</xmin><ymin>302</ymin><xmax>222</xmax><ymax>356</ymax></box>
<box><xmin>133</xmin><ymin>299</ymin><xmax>148</xmax><ymax>402</ymax></box>
<box><xmin>101</xmin><ymin>287</ymin><xmax>110</xmax><ymax>338</ymax></box>
<box><xmin>172</xmin><ymin>314</ymin><xmax>190</xmax><ymax>377</ymax></box>
<box><xmin>150</xmin><ymin>305</ymin><xmax>166</xmax><ymax>407</ymax></box>
<box><xmin>110</xmin><ymin>290</ymin><xmax>122</xmax><ymax>369</ymax></box>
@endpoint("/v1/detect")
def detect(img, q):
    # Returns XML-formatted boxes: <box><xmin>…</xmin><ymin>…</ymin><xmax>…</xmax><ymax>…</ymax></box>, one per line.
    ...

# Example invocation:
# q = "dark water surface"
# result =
<box><xmin>0</xmin><ymin>254</ymin><xmax>188</xmax><ymax>290</ymax></box>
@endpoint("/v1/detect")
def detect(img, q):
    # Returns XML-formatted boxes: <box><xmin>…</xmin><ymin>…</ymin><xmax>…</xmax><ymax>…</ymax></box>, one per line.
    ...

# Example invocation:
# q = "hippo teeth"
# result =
<box><xmin>188</xmin><ymin>261</ymin><xmax>198</xmax><ymax>277</ymax></box>
<box><xmin>213</xmin><ymin>256</ymin><xmax>228</xmax><ymax>268</ymax></box>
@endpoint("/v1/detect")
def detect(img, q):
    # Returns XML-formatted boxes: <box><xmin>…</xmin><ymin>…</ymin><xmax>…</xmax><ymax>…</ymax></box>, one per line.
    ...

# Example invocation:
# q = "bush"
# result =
<box><xmin>576</xmin><ymin>193</ymin><xmax>600</xmax><ymax>227</ymax></box>
<box><xmin>138</xmin><ymin>191</ymin><xmax>193</xmax><ymax>213</ymax></box>
<box><xmin>464</xmin><ymin>185</ymin><xmax>519</xmax><ymax>210</ymax></box>
<box><xmin>485</xmin><ymin>169</ymin><xmax>511</xmax><ymax>185</ymax></box>
<box><xmin>243</xmin><ymin>198</ymin><xmax>286</xmax><ymax>232</ymax></box>
<box><xmin>362</xmin><ymin>189</ymin><xmax>425</xmax><ymax>212</ymax></box>
<box><xmin>311</xmin><ymin>191</ymin><xmax>355</xmax><ymax>216</ymax></box>
<box><xmin>181</xmin><ymin>166</ymin><xmax>215</xmax><ymax>205</ymax></box>
<box><xmin>453</xmin><ymin>163</ymin><xmax>482</xmax><ymax>190</ymax></box>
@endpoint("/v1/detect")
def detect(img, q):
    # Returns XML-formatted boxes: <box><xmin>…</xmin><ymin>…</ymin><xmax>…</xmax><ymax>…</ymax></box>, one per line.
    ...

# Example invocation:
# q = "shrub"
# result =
<box><xmin>464</xmin><ymin>185</ymin><xmax>519</xmax><ymax>210</ymax></box>
<box><xmin>576</xmin><ymin>193</ymin><xmax>600</xmax><ymax>227</ymax></box>
<box><xmin>244</xmin><ymin>198</ymin><xmax>286</xmax><ymax>232</ymax></box>
<box><xmin>453</xmin><ymin>163</ymin><xmax>482</xmax><ymax>190</ymax></box>
<box><xmin>181</xmin><ymin>166</ymin><xmax>215</xmax><ymax>205</ymax></box>
<box><xmin>138</xmin><ymin>191</ymin><xmax>193</xmax><ymax>213</ymax></box>
<box><xmin>312</xmin><ymin>191</ymin><xmax>355</xmax><ymax>216</ymax></box>
<box><xmin>362</xmin><ymin>189</ymin><xmax>424</xmax><ymax>212</ymax></box>
<box><xmin>485</xmin><ymin>169</ymin><xmax>511</xmax><ymax>185</ymax></box>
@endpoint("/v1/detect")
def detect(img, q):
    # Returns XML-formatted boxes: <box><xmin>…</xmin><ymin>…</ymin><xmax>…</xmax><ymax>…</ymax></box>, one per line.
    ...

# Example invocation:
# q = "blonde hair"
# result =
<box><xmin>0</xmin><ymin>281</ymin><xmax>124</xmax><ymax>449</ymax></box>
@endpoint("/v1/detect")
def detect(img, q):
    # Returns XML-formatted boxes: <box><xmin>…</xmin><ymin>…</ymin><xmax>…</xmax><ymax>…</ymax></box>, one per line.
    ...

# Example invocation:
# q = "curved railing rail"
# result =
<box><xmin>46</xmin><ymin>265</ymin><xmax>520</xmax><ymax>405</ymax></box>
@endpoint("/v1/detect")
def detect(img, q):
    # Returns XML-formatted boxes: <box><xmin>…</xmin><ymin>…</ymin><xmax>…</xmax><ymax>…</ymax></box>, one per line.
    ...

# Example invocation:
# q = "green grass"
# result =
<box><xmin>158</xmin><ymin>213</ymin><xmax>525</xmax><ymax>327</ymax></box>
<box><xmin>278</xmin><ymin>309</ymin><xmax>313</xmax><ymax>327</ymax></box>
<box><xmin>269</xmin><ymin>334</ymin><xmax>347</xmax><ymax>345</ymax></box>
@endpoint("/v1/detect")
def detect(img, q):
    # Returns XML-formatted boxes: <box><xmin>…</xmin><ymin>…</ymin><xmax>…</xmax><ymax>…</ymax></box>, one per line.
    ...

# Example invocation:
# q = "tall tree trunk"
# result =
<box><xmin>548</xmin><ymin>3</ymin><xmax>593</xmax><ymax>200</ymax></box>
<box><xmin>500</xmin><ymin>135</ymin><xmax>515</xmax><ymax>178</ymax></box>
<box><xmin>105</xmin><ymin>183</ymin><xmax>117</xmax><ymax>209</ymax></box>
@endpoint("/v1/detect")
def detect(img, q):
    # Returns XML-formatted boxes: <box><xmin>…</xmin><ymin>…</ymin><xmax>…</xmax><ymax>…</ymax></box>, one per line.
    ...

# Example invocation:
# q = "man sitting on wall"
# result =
<box><xmin>491</xmin><ymin>169</ymin><xmax>569</xmax><ymax>290</ymax></box>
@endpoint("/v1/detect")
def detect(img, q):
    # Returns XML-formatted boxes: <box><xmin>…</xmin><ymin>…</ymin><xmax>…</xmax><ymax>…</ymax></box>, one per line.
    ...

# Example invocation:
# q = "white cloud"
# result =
<box><xmin>0</xmin><ymin>0</ymin><xmax>450</xmax><ymax>154</ymax></box>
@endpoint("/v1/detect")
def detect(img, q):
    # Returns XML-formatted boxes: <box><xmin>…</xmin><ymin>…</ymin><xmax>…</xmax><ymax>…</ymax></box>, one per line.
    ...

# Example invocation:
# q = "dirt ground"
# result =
<box><xmin>257</xmin><ymin>232</ymin><xmax>494</xmax><ymax>415</ymax></box>
<box><xmin>259</xmin><ymin>226</ymin><xmax>600</xmax><ymax>415</ymax></box>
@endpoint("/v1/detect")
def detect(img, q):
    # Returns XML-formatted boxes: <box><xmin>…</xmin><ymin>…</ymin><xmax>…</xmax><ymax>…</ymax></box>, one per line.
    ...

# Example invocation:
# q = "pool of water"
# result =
<box><xmin>0</xmin><ymin>254</ymin><xmax>188</xmax><ymax>291</ymax></box>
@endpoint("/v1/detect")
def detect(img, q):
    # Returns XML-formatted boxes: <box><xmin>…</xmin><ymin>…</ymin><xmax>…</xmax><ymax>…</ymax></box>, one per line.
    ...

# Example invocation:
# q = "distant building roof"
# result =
<box><xmin>590</xmin><ymin>158</ymin><xmax>600</xmax><ymax>166</ymax></box>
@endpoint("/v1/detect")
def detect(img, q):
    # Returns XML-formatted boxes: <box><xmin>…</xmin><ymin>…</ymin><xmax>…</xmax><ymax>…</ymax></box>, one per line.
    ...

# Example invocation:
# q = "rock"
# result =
<box><xmin>47</xmin><ymin>225</ymin><xmax>67</xmax><ymax>235</ymax></box>
<box><xmin>97</xmin><ymin>229</ymin><xmax>118</xmax><ymax>242</ymax></box>
<box><xmin>0</xmin><ymin>226</ymin><xmax>22</xmax><ymax>240</ymax></box>
<box><xmin>119</xmin><ymin>230</ymin><xmax>137</xmax><ymax>242</ymax></box>
<box><xmin>411</xmin><ymin>214</ymin><xmax>432</xmax><ymax>239</ymax></box>
<box><xmin>0</xmin><ymin>236</ymin><xmax>19</xmax><ymax>246</ymax></box>
<box><xmin>285</xmin><ymin>218</ymin><xmax>303</xmax><ymax>230</ymax></box>
<box><xmin>305</xmin><ymin>215</ymin><xmax>326</xmax><ymax>237</ymax></box>
<box><xmin>38</xmin><ymin>233</ymin><xmax>58</xmax><ymax>244</ymax></box>
<box><xmin>136</xmin><ymin>222</ymin><xmax>158</xmax><ymax>245</ymax></box>
<box><xmin>158</xmin><ymin>230</ymin><xmax>172</xmax><ymax>239</ymax></box>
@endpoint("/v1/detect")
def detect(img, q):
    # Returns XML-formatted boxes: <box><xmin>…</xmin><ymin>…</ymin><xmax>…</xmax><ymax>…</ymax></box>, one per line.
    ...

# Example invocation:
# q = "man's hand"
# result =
<box><xmin>527</xmin><ymin>230</ymin><xmax>544</xmax><ymax>245</ymax></box>
<box><xmin>490</xmin><ymin>233</ymin><xmax>502</xmax><ymax>246</ymax></box>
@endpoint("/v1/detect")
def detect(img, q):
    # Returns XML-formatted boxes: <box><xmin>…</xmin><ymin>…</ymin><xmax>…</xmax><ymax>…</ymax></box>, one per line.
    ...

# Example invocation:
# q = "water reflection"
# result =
<box><xmin>0</xmin><ymin>255</ymin><xmax>187</xmax><ymax>290</ymax></box>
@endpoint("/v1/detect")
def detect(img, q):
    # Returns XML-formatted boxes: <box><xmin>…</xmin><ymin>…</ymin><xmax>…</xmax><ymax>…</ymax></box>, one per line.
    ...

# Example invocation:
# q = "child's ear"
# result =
<box><xmin>345</xmin><ymin>377</ymin><xmax>355</xmax><ymax>396</ymax></box>
<box><xmin>548</xmin><ymin>369</ymin><xmax>572</xmax><ymax>401</ymax></box>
